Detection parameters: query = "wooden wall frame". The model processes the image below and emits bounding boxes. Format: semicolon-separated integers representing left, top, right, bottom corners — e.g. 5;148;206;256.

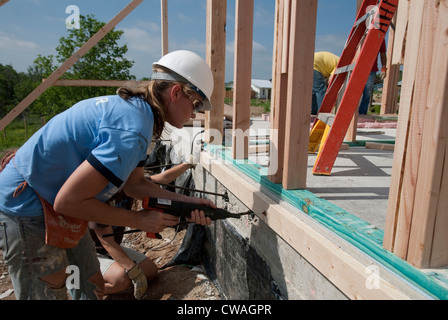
3;0;447;274
384;0;448;269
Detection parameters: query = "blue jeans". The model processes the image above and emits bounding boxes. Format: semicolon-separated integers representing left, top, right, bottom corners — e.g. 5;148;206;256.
0;211;101;300
312;70;328;115
359;72;377;115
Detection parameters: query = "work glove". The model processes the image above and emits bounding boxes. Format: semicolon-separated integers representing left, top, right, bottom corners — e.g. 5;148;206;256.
125;262;148;300
380;67;387;80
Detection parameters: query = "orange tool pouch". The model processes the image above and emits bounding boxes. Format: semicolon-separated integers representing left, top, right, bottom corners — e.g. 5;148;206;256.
37;195;88;248
2;150;88;248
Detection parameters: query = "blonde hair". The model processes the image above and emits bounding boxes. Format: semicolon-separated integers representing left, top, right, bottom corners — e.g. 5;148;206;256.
116;67;196;139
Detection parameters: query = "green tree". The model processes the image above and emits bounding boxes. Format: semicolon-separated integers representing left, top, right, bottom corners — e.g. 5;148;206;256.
0;64;20;118
32;14;135;117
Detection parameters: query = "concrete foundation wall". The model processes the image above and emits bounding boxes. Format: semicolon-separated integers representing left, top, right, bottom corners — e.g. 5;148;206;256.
194;165;347;300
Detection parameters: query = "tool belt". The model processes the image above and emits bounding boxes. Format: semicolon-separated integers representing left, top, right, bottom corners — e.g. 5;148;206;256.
1;150;88;248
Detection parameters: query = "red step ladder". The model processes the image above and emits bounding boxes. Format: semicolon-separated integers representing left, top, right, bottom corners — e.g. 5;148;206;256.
311;0;398;175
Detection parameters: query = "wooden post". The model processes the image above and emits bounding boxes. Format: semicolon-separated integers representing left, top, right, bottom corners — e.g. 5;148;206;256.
268;0;288;183
380;12;400;115
282;0;317;189
161;0;168;56
384;0;448;268
232;0;253;160
205;0;226;145
0;0;144;132
407;0;448;268
383;0;426;256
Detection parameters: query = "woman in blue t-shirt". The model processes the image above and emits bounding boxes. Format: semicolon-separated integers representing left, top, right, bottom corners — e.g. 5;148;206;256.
0;50;214;300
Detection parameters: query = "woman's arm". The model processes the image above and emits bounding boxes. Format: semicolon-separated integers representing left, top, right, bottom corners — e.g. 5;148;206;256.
150;163;193;185
54;160;212;231
124;166;214;226
54;160;180;233
123;166;216;209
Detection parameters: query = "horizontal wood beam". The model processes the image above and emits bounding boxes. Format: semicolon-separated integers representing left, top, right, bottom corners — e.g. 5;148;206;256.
43;79;149;87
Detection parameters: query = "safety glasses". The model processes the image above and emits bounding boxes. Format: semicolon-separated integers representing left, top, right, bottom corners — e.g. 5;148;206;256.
186;93;204;114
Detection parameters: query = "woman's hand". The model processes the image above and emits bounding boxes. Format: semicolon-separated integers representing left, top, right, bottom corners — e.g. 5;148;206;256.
182;197;215;226
139;210;180;234
188;209;212;226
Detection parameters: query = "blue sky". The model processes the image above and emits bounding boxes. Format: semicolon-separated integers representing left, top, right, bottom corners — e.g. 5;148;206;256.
0;0;357;82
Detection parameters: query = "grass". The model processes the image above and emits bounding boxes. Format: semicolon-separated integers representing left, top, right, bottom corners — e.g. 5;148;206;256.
224;98;271;113
0;115;44;158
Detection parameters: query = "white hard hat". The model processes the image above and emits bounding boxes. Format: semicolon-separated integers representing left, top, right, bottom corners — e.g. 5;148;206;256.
151;50;214;111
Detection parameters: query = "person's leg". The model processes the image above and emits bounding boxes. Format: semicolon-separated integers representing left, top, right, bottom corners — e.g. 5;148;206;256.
359;72;376;115
0;211;69;300
102;261;132;294
138;257;158;282
312;70;328;114
66;231;104;300
101;247;158;295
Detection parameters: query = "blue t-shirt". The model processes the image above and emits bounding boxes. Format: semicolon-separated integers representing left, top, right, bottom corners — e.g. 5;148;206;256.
0;95;154;216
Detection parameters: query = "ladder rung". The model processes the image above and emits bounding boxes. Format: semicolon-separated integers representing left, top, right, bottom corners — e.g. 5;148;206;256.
334;63;356;75
317;113;335;126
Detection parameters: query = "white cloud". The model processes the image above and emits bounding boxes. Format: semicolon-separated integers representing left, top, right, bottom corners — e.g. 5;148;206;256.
0;31;44;71
224;40;272;82
169;38;206;56
121;27;161;55
0;31;41;52
315;34;348;56
177;13;194;24
254;6;274;27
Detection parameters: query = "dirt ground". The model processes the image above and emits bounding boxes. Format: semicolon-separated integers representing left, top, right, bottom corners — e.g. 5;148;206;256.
0;227;222;300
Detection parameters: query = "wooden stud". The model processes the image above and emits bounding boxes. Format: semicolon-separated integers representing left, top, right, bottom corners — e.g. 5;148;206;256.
282;0;317;189
205;0;227;145
383;0;426;254
161;0;168;56
231;0;253;160
384;0;448;269
268;0;287;183
380;12;400;115
390;0;432;260
391;0;409;65
407;0;448;268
